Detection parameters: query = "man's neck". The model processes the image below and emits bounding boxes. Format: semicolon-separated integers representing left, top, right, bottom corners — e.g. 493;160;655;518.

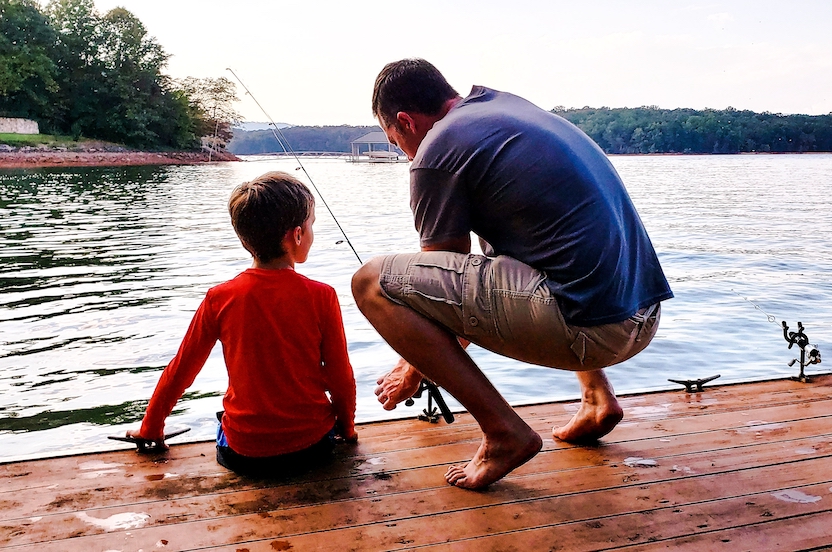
441;96;463;117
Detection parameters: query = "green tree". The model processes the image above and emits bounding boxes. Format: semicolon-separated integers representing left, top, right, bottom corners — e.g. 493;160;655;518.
0;0;59;122
95;7;172;147
45;0;107;137
44;0;197;149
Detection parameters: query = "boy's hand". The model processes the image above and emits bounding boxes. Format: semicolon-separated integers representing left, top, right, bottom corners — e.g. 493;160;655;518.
125;428;169;451
333;422;358;444
341;429;358;444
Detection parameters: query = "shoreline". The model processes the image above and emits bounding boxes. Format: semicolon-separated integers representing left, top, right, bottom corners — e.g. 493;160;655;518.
0;149;239;169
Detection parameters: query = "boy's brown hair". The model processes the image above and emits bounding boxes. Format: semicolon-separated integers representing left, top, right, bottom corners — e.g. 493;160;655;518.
228;171;314;262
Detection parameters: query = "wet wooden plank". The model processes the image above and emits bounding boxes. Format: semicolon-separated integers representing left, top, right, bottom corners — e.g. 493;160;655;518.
1;374;830;551
624;510;832;551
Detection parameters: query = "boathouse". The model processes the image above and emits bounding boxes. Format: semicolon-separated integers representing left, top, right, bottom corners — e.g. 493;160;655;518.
349;131;404;162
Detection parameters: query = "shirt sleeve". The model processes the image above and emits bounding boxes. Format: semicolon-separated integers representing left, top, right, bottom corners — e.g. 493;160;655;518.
410;167;472;247
319;287;356;435
140;294;219;438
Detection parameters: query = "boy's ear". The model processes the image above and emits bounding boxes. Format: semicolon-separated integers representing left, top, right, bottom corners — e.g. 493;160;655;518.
280;227;295;248
284;226;301;248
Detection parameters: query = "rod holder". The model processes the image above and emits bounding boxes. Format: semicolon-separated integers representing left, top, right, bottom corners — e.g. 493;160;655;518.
783;321;821;383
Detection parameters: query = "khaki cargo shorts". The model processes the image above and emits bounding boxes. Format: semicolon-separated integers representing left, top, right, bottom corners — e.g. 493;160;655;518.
378;252;660;371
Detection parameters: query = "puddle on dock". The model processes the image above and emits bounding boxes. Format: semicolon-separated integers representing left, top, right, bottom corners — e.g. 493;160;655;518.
76;511;150;531
771;489;822;504
624;456;659;467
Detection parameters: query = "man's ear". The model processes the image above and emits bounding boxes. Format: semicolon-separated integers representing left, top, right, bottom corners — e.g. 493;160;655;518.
395;111;415;132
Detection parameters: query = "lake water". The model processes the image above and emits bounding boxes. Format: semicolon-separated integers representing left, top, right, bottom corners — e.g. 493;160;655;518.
2;154;831;462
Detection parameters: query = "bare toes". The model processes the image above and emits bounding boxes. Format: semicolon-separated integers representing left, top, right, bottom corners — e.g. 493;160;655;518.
445;464;466;485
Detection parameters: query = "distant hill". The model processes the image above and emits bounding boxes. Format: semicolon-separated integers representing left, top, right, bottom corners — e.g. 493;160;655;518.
228;125;381;154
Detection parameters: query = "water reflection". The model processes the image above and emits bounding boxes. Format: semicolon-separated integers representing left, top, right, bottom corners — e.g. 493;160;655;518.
0;390;221;432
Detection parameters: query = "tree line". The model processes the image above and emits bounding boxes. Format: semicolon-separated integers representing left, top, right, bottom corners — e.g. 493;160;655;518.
0;0;238;150
555;106;832;154
229;107;832;156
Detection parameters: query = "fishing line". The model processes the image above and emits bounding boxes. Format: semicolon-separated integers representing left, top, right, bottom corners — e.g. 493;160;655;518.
730;288;778;323
226;68;363;265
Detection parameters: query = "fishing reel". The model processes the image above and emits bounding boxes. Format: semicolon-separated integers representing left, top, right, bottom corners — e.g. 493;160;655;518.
782;321;821;383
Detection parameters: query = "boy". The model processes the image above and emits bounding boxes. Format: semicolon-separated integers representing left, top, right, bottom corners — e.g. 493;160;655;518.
128;171;357;477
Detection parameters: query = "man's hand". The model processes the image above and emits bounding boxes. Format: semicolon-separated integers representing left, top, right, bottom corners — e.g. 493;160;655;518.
375;358;423;410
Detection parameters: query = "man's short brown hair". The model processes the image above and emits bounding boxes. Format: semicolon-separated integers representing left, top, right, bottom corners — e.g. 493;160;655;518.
372;58;459;127
228;171;314;262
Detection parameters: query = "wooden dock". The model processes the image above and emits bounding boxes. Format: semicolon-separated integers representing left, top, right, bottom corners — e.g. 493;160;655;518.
2;374;831;551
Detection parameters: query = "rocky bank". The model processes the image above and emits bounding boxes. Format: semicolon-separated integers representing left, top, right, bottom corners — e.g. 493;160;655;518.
0;142;239;169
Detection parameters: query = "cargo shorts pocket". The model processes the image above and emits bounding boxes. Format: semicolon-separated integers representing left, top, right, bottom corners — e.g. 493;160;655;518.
569;328;624;369
383;252;493;338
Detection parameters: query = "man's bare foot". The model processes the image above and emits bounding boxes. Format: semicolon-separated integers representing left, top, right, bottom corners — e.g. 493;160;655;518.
374;358;423;410
552;401;623;443
444;428;542;490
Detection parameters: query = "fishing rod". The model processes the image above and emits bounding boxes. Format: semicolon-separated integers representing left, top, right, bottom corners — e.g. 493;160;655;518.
226;67;363;265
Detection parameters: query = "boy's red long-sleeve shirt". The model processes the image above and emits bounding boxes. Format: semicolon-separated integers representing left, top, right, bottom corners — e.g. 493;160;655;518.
141;268;356;457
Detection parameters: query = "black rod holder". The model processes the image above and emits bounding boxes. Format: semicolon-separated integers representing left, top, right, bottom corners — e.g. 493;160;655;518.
782;321;821;383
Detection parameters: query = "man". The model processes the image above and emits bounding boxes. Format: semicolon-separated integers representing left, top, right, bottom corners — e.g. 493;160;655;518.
352;59;673;490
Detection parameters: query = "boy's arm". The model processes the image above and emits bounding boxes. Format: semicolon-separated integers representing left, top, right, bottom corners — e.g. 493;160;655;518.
136;296;219;441
320;288;357;441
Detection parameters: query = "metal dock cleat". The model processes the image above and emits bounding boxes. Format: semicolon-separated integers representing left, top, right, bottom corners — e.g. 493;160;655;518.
668;374;721;392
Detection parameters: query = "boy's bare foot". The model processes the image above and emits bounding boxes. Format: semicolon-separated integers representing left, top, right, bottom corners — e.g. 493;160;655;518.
552;400;623;443
445;428;542;490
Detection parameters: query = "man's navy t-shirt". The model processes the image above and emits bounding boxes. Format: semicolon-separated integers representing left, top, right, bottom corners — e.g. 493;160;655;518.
410;86;673;326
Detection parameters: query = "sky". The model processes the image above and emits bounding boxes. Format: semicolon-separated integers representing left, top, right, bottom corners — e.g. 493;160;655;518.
88;0;832;126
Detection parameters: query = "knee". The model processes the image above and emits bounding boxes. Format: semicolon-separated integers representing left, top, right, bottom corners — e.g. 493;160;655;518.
351;257;384;307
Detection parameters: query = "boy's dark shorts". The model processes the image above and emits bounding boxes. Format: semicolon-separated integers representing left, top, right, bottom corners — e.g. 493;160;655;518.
378;252;660;370
216;418;335;479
